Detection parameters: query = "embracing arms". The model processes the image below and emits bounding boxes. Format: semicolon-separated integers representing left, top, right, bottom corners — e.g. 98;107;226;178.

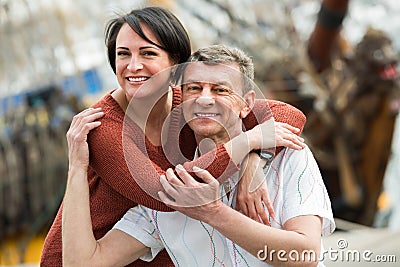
62;108;149;266
62;105;306;266
88;96;305;211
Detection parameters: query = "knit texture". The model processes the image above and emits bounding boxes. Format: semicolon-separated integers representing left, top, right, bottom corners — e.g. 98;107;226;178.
41;88;305;266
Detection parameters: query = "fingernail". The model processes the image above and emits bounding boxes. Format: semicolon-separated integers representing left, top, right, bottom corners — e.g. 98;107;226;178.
160;174;166;180
192;166;203;172
176;164;185;171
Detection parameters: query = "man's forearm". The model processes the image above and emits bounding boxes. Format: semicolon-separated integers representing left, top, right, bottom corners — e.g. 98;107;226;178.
204;205;321;266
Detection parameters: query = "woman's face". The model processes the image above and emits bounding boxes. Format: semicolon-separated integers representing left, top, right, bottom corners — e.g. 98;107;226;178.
115;23;174;99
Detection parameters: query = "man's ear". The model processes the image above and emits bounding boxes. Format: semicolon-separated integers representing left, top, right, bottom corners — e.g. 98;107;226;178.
240;90;255;119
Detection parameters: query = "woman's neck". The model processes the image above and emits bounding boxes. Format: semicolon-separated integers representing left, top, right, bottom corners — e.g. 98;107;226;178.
125;89;172;146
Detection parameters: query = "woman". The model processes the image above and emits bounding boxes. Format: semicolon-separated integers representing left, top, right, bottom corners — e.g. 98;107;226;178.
41;6;305;267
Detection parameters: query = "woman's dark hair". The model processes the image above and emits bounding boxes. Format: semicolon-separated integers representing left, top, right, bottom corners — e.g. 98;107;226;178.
105;6;191;74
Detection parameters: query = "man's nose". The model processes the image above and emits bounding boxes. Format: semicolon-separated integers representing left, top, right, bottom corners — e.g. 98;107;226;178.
195;87;215;106
195;94;215;106
127;55;143;71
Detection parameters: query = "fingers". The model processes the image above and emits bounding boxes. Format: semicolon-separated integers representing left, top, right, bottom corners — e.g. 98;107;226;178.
76;108;104;132
192;166;217;185
255;200;269;225
71;107;103;126
246;202;260;223
160;174;178;199
158;191;176;207
280;135;305;150
175;165;196;186
166;167;185;186
264;198;275;220
275;126;305;150
66;108;104;146
68;108;104;138
260;183;274;224
278;122;300;134
238;198;249;216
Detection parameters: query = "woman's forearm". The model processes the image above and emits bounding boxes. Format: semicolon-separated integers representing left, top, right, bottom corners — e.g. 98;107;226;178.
62;166;98;266
223;131;255;165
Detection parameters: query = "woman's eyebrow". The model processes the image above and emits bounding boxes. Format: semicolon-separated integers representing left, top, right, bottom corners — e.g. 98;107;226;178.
139;46;161;50
116;46;129;50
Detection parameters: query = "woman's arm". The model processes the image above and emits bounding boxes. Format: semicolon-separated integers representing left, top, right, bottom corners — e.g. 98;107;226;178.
245;99;306;139
62;108;149;267
87;109;239;210
88;95;306;210
183;99;306;170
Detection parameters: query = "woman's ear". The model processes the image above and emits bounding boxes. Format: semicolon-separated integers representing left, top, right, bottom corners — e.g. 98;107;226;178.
240;90;255;118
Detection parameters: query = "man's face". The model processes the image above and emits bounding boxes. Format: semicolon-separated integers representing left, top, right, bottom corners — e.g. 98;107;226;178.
181;62;253;144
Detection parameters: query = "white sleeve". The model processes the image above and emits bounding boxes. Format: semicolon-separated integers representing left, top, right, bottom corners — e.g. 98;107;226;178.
280;146;336;236
113;205;164;262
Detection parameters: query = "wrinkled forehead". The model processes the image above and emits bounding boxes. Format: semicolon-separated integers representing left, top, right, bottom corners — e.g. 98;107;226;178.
182;62;244;92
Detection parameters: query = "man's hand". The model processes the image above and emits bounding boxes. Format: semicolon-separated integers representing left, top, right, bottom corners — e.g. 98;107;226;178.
158;165;224;222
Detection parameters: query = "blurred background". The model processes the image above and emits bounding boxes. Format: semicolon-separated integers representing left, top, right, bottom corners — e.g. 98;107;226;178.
0;0;399;266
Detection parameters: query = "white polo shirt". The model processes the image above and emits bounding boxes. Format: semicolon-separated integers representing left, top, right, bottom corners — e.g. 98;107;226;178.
114;145;335;266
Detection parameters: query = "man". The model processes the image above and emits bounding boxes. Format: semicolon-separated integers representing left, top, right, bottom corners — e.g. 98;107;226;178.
63;45;333;266
116;45;334;266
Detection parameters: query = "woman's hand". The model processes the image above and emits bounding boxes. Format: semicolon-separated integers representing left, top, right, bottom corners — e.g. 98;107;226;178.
274;121;305;149
236;153;274;225
66;107;104;169
247;119;305;151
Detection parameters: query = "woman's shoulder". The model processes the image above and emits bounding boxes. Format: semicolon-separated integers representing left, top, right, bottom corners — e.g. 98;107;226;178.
91;90;117;108
87;90;124;142
88;90;125;120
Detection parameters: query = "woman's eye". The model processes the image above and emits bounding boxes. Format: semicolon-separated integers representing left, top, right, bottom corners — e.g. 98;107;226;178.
117;51;129;56
142;51;157;56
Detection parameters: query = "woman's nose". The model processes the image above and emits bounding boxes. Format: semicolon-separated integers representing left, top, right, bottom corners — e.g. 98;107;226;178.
127;56;143;71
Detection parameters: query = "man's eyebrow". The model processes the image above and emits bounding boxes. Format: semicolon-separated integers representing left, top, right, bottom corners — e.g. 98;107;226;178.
183;79;232;87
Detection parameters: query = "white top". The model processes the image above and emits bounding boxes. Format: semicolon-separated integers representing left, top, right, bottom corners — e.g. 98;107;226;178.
114;146;335;266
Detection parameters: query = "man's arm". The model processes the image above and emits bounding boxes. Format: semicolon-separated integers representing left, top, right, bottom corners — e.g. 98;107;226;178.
62;108;149;267
159;165;322;267
204;203;322;267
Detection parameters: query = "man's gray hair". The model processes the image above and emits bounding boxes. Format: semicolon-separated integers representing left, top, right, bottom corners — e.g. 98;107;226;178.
187;44;255;93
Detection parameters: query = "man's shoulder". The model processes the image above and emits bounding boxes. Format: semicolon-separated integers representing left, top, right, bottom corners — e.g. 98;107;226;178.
274;145;315;167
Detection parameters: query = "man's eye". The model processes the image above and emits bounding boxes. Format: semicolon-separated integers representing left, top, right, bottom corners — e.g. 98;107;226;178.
214;87;230;94
187;86;202;91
